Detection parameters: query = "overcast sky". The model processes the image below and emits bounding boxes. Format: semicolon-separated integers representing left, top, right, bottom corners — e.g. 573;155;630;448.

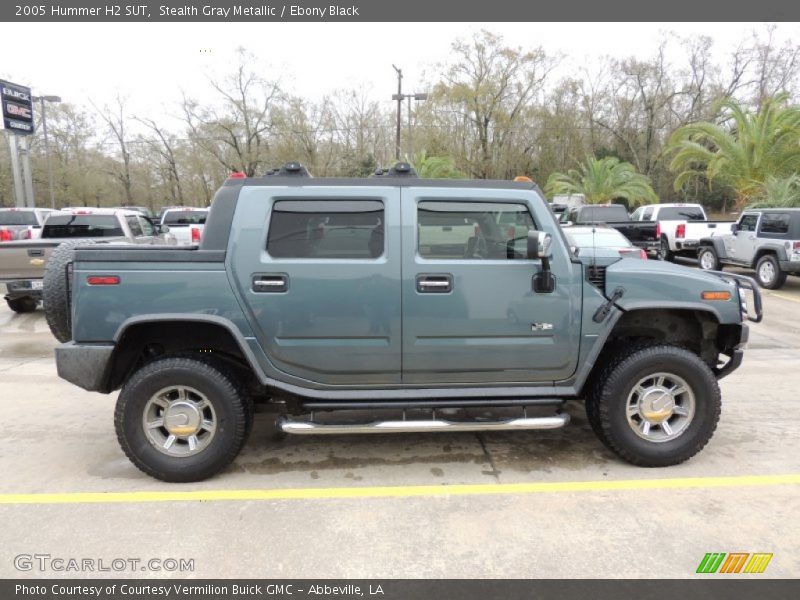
2;22;797;124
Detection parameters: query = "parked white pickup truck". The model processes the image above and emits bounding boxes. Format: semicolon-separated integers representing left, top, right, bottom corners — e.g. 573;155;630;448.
160;207;208;245
629;203;735;261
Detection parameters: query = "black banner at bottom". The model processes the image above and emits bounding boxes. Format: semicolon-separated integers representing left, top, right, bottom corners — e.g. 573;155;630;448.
3;579;800;600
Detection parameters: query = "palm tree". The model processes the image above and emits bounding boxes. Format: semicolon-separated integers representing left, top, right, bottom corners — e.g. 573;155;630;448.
668;94;800;209
545;156;658;206
747;174;800;208
412;151;467;179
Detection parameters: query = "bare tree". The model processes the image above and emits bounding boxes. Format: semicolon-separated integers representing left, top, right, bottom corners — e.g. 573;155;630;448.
135;116;185;206
182;49;284;176
94;95;134;205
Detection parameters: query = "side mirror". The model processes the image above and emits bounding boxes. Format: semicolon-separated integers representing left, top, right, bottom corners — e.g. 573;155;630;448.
160;225;170;234
527;230;553;260
527;230;555;294
730;223;739;233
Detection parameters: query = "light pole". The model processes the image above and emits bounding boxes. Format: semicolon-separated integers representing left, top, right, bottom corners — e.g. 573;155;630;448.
391;65;403;160
32;95;61;209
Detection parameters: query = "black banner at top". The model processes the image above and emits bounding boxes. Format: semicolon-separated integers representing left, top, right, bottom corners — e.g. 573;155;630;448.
2;0;800;22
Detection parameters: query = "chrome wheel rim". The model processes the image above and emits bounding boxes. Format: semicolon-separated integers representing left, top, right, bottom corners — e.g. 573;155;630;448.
626;373;695;443
758;261;775;285
142;386;216;457
699;251;715;270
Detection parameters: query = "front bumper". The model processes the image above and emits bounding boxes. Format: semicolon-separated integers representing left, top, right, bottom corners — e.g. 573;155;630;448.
715;323;749;380
55;342;114;392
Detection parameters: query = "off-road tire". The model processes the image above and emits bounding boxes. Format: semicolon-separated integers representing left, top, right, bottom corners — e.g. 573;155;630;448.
6;296;38;313
585;344;720;467
42;239;96;342
755;254;787;290
114;356;250;482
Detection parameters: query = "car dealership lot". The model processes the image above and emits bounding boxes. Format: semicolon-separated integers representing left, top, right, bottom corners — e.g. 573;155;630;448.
0;272;799;578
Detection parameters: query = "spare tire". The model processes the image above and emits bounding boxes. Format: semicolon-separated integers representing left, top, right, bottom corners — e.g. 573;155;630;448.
43;239;96;343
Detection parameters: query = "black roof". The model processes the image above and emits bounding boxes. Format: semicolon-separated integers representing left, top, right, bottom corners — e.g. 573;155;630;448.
225;176;537;191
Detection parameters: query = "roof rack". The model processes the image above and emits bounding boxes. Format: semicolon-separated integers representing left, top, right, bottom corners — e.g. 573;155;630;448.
371;162;418;178
263;162;313;177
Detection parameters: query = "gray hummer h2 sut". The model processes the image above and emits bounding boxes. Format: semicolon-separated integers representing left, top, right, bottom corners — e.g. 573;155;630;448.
52;164;762;482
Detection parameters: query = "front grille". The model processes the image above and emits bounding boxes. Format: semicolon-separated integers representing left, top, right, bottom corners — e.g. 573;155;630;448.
586;265;606;293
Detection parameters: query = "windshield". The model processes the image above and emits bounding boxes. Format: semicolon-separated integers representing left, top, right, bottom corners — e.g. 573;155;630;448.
566;229;631;248
0;211;37;226
657;207;705;221
42;215;124;238
162;210;207;226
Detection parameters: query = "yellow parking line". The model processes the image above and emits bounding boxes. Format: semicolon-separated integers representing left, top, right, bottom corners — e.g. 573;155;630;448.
0;473;798;505
765;291;800;304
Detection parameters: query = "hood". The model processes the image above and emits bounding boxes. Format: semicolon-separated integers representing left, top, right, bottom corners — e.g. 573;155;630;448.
603;258;740;323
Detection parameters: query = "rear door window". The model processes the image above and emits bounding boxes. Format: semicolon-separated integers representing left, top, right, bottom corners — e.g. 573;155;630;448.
267;200;384;259
759;213;790;235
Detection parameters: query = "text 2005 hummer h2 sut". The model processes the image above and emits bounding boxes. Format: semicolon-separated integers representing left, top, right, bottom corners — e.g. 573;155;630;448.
51;164;762;482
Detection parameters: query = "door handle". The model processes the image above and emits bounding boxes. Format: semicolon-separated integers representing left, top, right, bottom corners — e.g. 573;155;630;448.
252;274;289;293
416;274;453;293
27;249;44;257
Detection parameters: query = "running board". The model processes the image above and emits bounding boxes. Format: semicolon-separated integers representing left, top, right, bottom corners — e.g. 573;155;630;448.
277;413;570;435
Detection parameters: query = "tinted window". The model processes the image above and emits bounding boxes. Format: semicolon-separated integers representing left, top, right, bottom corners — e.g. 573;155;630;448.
267;200;384;259
42;215;124;238
642;207;654;221
577;205;629;222
0;211;37;226
125;216;143;236
739;214;759;232
163;210;207;226
418;201;535;260
759;213;790;235
658;207;705;221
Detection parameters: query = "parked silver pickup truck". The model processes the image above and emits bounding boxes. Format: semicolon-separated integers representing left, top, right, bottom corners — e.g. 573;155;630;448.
0;207;54;242
0;208;174;312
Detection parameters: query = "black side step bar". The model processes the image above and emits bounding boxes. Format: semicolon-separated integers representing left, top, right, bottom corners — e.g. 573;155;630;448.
300;398;565;411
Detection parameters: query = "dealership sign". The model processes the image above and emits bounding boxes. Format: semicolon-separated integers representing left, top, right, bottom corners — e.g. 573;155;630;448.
1;80;34;135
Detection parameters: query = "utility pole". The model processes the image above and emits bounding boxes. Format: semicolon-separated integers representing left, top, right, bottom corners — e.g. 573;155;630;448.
392;65;402;161
7;134;25;207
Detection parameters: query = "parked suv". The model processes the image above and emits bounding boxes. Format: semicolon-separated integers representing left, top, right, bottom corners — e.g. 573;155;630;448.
696;208;800;289
49;164;760;482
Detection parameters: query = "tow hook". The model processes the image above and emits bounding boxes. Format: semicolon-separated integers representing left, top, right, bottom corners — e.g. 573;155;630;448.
593;287;625;323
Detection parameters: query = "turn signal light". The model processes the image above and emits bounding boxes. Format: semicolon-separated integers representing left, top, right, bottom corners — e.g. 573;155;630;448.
676;224;686;239
228;171;247;179
702;291;731;301
191;227;201;243
87;276;120;286
0;229;12;242
514;176;533;183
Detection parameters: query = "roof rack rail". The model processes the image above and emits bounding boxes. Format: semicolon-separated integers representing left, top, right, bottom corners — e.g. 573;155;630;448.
263;162;312;177
371;162;418;178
